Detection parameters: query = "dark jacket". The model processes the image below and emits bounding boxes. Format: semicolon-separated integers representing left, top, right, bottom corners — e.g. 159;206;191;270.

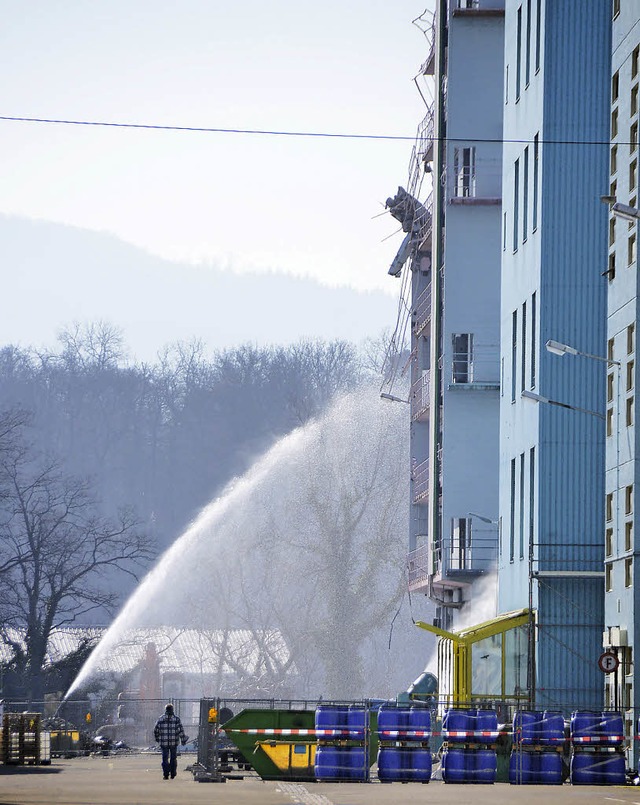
153;712;186;748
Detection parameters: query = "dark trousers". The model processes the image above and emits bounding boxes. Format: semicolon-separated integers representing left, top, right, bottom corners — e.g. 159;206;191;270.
161;745;178;777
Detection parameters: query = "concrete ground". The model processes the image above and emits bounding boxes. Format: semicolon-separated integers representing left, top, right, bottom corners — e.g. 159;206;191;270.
1;753;640;805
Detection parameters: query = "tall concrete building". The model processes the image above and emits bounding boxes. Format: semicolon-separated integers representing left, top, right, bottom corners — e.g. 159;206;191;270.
498;0;611;710
604;0;640;760
387;0;505;631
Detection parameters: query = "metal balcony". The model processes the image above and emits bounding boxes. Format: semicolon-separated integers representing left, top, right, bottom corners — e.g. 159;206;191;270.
433;532;498;585
413;282;432;336
412;459;429;504
450;343;500;389
410;371;430;421
407;543;430;593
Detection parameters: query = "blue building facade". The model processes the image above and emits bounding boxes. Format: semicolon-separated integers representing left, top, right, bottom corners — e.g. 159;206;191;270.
604;0;640;763
498;0;611;709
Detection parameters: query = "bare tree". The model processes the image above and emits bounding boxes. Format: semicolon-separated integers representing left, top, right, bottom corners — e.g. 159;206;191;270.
0;431;152;702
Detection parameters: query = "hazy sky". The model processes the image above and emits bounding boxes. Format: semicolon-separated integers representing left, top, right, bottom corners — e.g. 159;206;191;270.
1;1;434;294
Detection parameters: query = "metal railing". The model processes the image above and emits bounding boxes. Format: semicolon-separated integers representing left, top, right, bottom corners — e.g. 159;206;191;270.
438;534;498;577
412;459;430;503
407;543;430;590
411;370;431;420
451;343;500;385
413;282;432;335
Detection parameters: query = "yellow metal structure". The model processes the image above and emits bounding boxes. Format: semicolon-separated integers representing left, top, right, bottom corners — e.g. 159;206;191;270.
416;608;531;704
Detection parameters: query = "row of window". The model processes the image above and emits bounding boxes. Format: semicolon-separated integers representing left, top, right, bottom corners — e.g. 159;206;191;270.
508;0;542;104
509;292;537;402
507;446;535;563
605;326;635;433
608;49;639;279
605;484;634;522
605;556;633;590
506;136;540;253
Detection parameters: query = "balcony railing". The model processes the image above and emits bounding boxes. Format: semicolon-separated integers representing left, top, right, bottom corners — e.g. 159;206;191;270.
411;371;430;421
444;156;502;203
451;343;500;386
435;530;498;581
412;459;429;503
413;281;432;335
454;0;505;12
407;543;430;591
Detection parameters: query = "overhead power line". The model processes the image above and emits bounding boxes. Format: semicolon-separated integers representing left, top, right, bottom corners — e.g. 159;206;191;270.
0;115;625;147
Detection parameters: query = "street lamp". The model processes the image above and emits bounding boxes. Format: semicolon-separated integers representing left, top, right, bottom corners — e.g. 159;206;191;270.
600;196;640;223
545;337;625;715
521;389;605;420
468;512;498;525
380;392;410;404
544;339;621;532
545;339;618;366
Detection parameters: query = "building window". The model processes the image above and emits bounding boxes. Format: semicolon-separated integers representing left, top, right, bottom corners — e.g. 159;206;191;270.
630;159;637;193
607;407;614;437
612;70;620;103
453;147;476;197
634;46;640;81
629;232;637;266
627;396;634;426
628;323;635;354
609;337;616;362
613;0;620;18
626;521;634;552
608;252;616;281
525;0;531;87
625;557;633;587
606;527;613;556
606;492;614;521
521;301;527;391
608;373;615;403
451;518;470;570
612;108;619;139
511;310;518;402
523;146;529;243
606;562;613;591
632;85;639;117
610;216;617;247
513;158;520;251
628;361;635;391
530;291;536;388
611;144;618;175
519;452;525;559
503;211;507;251
510;458;516;562
626;484;634;514
516;6;522;100
535;0;541;73
533;134;539;231
452;333;473;383
632;122;639;155
529;446;535;556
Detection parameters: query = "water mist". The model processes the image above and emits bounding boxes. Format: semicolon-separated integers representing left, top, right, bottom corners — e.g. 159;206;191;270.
65;388;434;702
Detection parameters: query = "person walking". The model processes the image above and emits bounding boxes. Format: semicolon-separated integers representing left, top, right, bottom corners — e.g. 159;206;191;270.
153;703;187;779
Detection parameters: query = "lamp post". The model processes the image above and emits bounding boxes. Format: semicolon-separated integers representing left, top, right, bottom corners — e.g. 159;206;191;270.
380;392;410;404
600;196;640;223
545;338;623;714
521;389;605;419
544;339;621;551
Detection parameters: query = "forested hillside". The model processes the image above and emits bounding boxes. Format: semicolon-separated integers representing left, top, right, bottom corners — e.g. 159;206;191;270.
0;323;373;570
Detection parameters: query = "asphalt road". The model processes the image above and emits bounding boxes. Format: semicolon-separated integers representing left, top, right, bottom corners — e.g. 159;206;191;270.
1;753;640;805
